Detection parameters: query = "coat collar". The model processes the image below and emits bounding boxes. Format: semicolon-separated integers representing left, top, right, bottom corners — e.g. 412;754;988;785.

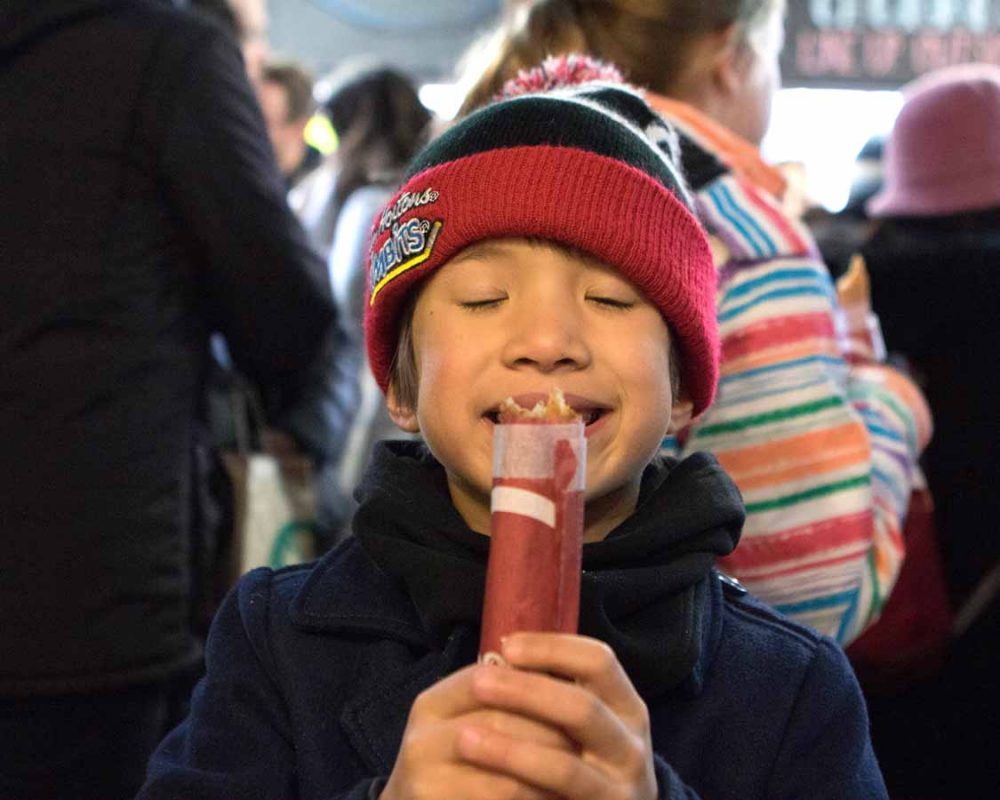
289;539;475;774
289;537;428;646
337;623;478;775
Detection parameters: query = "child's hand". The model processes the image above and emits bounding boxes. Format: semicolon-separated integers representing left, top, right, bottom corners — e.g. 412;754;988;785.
834;254;886;363
456;633;658;800
835;253;871;311
381;662;574;800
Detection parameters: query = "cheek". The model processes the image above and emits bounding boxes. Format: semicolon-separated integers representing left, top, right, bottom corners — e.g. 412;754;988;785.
411;315;473;413
622;334;676;410
413;329;464;398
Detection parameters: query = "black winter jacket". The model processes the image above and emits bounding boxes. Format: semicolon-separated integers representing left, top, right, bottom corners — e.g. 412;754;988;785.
0;0;334;694
863;221;1000;604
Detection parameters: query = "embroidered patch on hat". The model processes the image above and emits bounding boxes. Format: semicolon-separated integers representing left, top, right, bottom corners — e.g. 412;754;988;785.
369;188;443;305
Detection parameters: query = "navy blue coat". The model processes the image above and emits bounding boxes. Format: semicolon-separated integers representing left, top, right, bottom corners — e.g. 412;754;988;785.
140;446;887;799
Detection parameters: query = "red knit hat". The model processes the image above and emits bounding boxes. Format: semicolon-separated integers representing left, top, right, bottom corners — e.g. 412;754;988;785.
364;59;719;414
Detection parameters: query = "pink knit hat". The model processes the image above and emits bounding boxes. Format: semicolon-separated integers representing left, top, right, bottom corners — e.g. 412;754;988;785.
868;63;1000;218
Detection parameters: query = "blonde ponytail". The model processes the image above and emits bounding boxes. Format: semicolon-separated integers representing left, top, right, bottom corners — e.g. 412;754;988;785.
457;0;587;115
457;0;783;114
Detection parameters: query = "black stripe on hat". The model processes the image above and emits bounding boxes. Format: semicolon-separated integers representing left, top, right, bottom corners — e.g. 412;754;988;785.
406;87;691;207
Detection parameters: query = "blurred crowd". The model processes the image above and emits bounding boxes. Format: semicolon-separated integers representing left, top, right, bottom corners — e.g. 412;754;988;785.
2;0;998;798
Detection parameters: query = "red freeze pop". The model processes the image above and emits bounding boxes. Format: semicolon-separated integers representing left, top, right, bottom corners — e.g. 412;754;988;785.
479;390;586;665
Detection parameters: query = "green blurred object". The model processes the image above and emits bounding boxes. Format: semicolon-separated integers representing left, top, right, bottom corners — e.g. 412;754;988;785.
305;113;337;155
269;520;318;568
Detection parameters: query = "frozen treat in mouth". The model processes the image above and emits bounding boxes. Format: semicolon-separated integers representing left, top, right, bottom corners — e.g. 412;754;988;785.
484;388;610;429
498;388;582;424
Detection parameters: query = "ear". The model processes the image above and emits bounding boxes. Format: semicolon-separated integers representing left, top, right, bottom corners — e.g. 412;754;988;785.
385;384;421;433
709;22;748;98
667;390;695;434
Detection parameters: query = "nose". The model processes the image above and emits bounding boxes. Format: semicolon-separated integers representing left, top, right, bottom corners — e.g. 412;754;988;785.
502;302;591;374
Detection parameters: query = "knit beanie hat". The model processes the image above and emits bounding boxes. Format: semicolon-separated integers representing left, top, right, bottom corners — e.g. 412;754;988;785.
868;63;1000;218
364;56;719;415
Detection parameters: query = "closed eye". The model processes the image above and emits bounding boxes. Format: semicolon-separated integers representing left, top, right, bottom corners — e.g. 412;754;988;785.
460;297;506;311
587;295;635;310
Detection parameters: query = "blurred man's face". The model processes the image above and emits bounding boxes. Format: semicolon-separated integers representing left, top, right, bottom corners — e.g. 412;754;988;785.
229;0;269;84
257;80;307;176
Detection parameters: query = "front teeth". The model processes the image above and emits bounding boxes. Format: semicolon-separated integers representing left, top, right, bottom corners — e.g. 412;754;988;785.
485;408;603;424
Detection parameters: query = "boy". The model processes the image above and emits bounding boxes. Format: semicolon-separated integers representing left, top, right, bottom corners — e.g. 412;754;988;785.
139;75;887;799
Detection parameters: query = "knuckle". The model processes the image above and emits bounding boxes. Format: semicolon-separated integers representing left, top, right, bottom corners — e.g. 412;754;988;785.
487;774;530;800
410;687;433;716
621;738;647;777
410;772;438;799
634;700;651;733
588;640;617;674
554;755;581;787
564;693;597;728
505;782;530;800
583;693;604;727
397;733;425;768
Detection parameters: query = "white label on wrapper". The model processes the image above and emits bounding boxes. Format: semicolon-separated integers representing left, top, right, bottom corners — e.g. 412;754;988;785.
492;422;586;486
491;486;557;527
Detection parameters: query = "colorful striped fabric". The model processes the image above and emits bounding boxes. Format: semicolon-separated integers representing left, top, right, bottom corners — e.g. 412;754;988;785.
653;97;928;644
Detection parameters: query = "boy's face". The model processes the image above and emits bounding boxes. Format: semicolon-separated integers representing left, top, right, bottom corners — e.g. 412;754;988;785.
388;239;693;542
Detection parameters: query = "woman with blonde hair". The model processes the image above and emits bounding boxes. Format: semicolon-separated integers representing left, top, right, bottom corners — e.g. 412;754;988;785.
460;0;930;645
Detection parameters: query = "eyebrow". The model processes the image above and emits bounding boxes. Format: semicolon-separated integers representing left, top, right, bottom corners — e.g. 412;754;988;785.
447;241;517;267
447;238;615;274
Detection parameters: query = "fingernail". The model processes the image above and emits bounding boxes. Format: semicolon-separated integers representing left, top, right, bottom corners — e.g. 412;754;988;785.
500;635;522;660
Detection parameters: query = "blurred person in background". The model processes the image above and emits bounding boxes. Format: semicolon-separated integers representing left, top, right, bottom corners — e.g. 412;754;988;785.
188;0;238;32
807;135;884;281
0;1;334;798
225;0;268;84
460;0;930;646
290;64;433;256
858;63;1000;798
188;0;268;85
192;0;350;556
291;65;433;541
258;60;323;189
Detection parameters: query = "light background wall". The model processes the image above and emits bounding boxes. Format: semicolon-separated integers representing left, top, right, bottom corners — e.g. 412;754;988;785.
266;0;908;210
267;0;502;82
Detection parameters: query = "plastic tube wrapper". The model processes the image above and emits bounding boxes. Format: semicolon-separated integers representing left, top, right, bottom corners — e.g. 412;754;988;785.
479;419;586;665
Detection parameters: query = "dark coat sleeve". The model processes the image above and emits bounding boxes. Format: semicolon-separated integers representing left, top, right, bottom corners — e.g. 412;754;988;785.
766;639;888;799
137;569;379;799
146;22;336;432
653;754;704;799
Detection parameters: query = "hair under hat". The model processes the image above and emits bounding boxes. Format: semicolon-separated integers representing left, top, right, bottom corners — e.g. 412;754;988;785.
364;56;719;415
868;63;1000;218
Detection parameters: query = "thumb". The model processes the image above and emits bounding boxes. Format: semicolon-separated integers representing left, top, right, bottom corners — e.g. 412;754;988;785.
836;253;870;311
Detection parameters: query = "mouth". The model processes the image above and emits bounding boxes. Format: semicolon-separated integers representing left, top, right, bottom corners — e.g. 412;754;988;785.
482;393;611;428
